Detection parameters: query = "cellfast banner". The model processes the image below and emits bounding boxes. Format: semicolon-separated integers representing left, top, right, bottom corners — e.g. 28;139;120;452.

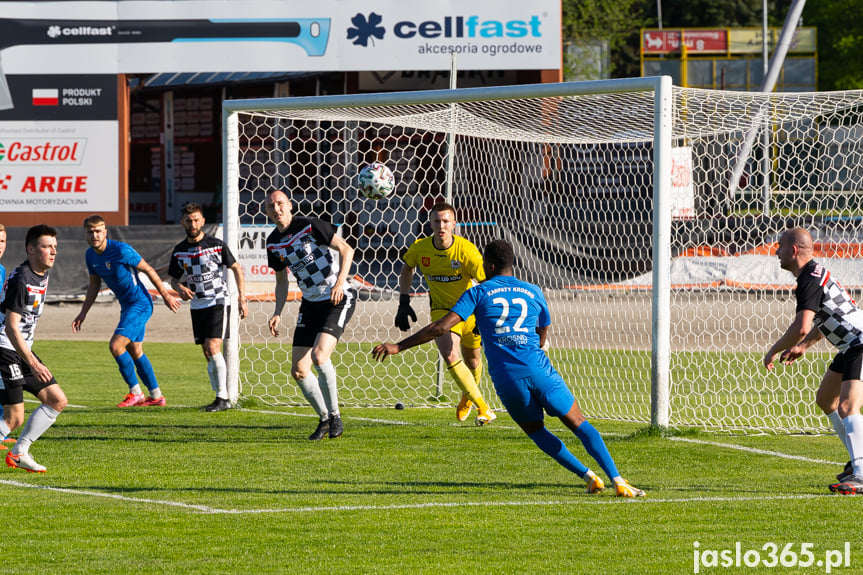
0;0;560;213
0;0;560;81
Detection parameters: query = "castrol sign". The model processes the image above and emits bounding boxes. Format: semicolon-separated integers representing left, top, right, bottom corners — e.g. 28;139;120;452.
0;139;85;164
0;121;117;211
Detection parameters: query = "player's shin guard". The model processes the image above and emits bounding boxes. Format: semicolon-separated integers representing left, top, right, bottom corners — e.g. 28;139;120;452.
206;353;228;399
114;352;138;388
447;360;490;412
296;373;328;418
574;420;620;480
842;413;863;477
12;405;60;455
133;354;159;393
314;360;339;415
528;427;589;477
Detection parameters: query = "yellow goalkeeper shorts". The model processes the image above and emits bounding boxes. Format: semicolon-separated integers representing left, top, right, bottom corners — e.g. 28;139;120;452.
430;308;481;350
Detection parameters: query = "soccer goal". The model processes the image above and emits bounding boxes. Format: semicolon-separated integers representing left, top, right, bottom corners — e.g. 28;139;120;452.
223;77;863;434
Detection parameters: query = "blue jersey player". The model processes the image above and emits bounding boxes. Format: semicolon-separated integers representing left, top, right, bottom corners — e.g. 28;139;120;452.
72;215;181;407
373;239;645;497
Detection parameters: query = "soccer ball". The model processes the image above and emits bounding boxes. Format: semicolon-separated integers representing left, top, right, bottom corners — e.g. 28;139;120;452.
357;162;395;200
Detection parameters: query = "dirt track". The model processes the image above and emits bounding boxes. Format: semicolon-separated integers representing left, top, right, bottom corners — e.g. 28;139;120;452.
37;291;794;352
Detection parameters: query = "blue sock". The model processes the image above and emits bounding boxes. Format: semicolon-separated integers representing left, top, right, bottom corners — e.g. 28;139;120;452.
133;354;159;393
114;352;138;388
528;427;588;477
574;420;620;479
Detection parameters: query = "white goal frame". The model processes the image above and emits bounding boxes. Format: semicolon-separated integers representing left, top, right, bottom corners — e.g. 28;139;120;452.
222;76;675;428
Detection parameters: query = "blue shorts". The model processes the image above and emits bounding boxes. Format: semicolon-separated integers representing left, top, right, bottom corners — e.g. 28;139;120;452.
495;366;576;424
115;300;153;343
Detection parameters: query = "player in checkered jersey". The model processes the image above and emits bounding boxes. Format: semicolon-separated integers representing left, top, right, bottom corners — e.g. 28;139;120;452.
265;190;356;440
169;203;248;413
764;227;863;495
0;225;69;473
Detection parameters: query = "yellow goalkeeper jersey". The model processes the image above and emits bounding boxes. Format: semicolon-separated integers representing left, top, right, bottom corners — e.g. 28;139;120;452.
403;235;485;311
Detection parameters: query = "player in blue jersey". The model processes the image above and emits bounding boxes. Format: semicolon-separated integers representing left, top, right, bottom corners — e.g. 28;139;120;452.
72;215;182;407
373;239;645;497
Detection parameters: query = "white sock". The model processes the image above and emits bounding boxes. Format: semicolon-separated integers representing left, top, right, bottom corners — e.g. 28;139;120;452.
207;353;228;399
224;337;239;404
12;405;60;455
315;361;339;416
296;373;328;419
0;417;10;438
129;384;143;396
842;413;863;478
828;410;850;454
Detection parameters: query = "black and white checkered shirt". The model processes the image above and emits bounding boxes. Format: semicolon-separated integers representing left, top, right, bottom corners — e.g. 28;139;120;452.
0;261;49;351
797;260;863;352
266;217;350;303
169;235;237;310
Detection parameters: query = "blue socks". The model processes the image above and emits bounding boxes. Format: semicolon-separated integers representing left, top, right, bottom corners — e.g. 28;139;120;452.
115;352;160;394
574;420;620;480
528;421;622;481
114;352;137;388
133;355;159;393
528;427;589;477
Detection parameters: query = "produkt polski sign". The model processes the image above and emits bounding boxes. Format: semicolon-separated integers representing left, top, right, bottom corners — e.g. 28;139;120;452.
0;74;117;212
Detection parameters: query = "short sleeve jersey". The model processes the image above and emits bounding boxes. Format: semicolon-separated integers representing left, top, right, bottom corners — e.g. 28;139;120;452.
0;261;49;351
451;275;552;384
266;217;349;303
403;236;485;311
168;235;237;310
85;239;151;309
796;260;863;353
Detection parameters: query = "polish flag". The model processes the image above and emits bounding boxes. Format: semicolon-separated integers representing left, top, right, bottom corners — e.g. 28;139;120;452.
32;89;59;106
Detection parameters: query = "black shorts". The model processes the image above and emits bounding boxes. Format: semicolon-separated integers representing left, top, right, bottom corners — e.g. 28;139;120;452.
293;295;356;348
191;305;231;345
0;347;57;406
829;345;863;381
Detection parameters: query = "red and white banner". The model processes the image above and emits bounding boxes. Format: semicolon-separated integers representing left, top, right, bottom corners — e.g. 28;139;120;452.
0;121;118;212
642;30;727;55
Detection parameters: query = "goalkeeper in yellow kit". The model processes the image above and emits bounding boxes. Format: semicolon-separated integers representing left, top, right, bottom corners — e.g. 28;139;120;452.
396;202;496;425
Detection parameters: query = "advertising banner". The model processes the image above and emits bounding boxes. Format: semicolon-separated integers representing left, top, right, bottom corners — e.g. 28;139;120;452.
0;0;560;83
0;74;117;212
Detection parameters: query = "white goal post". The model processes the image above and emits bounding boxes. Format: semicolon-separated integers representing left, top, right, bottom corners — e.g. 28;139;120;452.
222;77;863;434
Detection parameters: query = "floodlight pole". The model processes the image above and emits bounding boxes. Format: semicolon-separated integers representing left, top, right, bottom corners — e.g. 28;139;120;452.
727;0;808;208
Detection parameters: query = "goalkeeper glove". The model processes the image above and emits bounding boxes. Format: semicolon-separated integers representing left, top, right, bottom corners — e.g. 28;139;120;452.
395;294;417;331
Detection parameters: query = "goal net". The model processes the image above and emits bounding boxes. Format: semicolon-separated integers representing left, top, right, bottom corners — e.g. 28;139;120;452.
223;78;863;433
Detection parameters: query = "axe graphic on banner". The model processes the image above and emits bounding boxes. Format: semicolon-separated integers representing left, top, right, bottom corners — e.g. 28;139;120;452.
0;17;331;110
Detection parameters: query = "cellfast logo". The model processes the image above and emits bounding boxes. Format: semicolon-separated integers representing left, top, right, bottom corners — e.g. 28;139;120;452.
394;15;542;39
46;24;114;39
347;12;544;47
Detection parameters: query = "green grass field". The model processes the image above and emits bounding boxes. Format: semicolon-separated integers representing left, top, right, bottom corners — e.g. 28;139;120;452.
4;342;859;574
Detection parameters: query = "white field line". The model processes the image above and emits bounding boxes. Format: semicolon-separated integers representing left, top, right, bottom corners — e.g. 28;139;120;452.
666;436;844;466
0;479;834;515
